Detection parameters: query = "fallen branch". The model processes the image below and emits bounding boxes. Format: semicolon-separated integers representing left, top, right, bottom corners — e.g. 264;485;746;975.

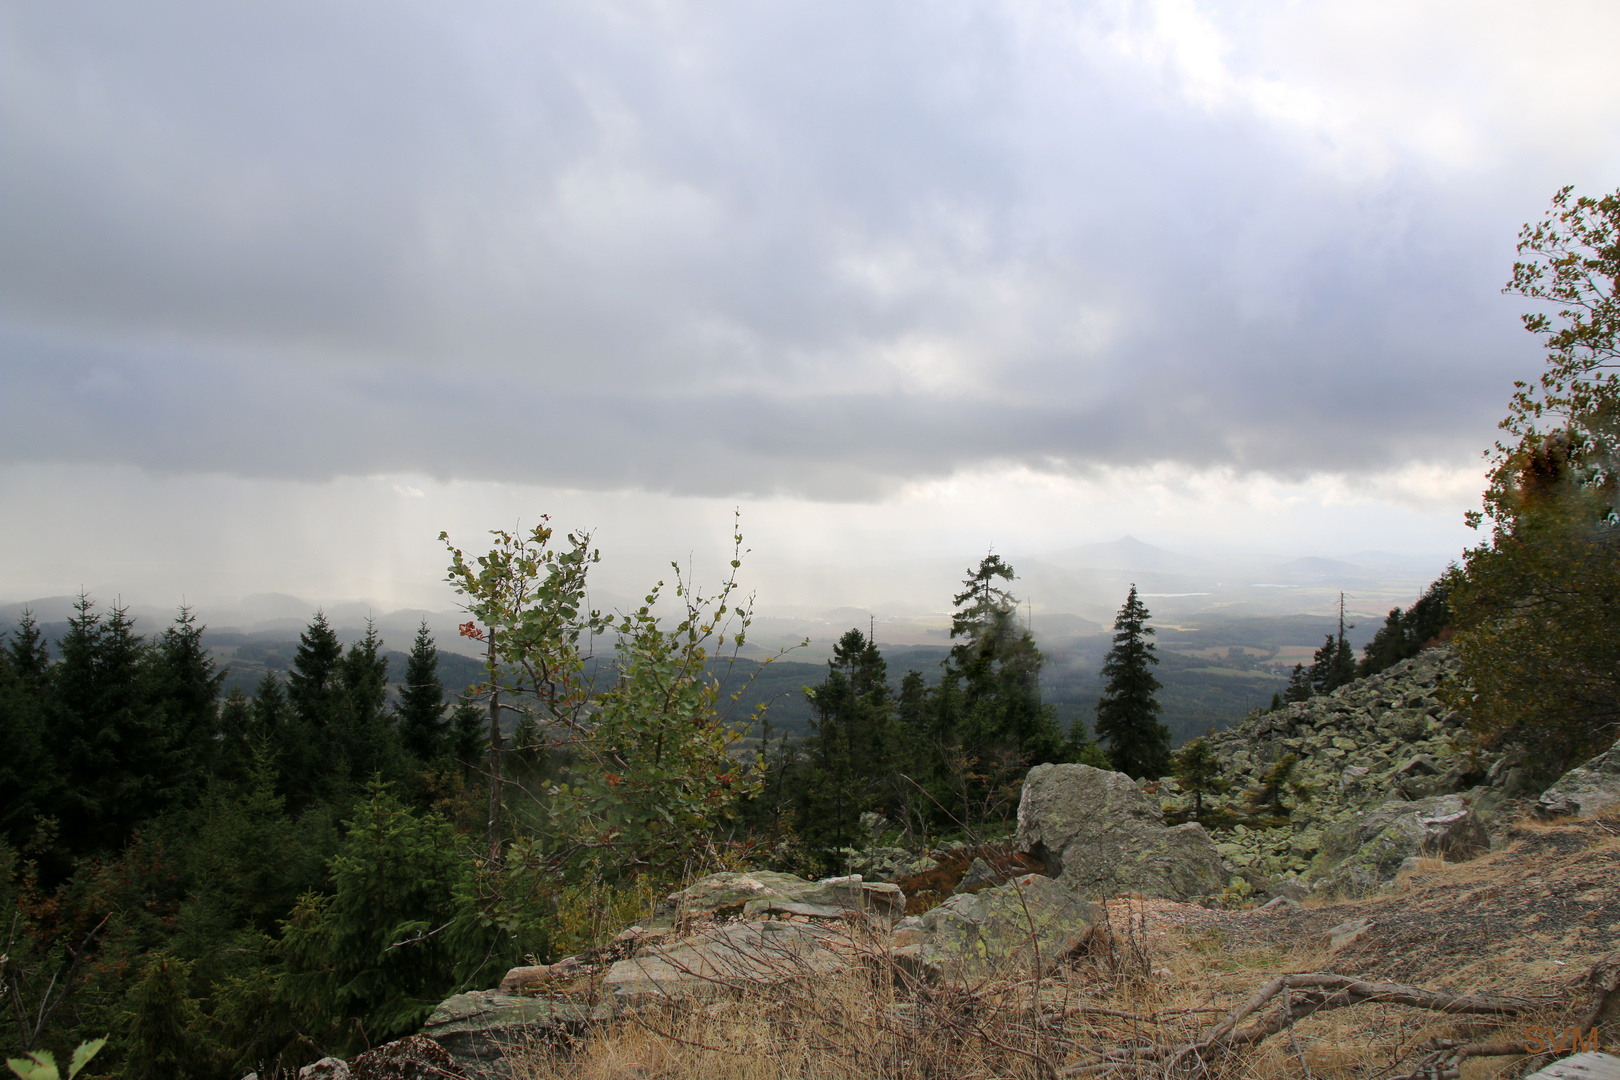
1061;972;1537;1077
1388;1039;1530;1080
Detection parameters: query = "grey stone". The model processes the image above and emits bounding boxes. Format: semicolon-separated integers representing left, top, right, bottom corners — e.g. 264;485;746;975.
1539;740;1620;819
419;990;593;1077
299;1060;351;1080
1267;874;1311;902
953;856;997;894
1313;795;1488;896
1326;918;1372;950
843;846;924;881
916;873;1100;970
605;919;843;1004
1015;763;1227;901
654;870;903;926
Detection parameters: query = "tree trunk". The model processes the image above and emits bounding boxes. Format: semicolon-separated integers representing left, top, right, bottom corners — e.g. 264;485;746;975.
486;631;503;868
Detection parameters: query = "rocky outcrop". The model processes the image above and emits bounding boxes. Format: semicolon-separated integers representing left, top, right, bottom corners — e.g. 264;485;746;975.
410;869;905;1070
1015;763;1227;901
1310;794;1490;896
1538;739;1620;819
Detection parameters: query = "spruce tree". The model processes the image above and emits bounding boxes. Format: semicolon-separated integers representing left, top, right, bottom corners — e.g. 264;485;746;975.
1173;737;1224;819
1359;579;1450;677
935;555;1064;825
1283;663;1313;703
398;621;447;762
149;606;225;780
338;619;392;779
284;612;346;803
217;686;256;782
1308;594;1357;695
6;608;50;685
0;612;52;845
948;556;1062;767
449;699;484;776
250;672;293;794
119;951;209;1080
52;597;182;855
286;612;344;728
798;628;893;853
1094;585;1171;779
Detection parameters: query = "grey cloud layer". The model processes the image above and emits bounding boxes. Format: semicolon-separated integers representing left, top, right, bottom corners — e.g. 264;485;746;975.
0;1;1556;496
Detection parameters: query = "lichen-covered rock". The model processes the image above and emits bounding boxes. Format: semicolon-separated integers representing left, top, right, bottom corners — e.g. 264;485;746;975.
418;990;593;1076
650;871;903;926
1312;795;1488;896
1015;763;1226;901
1538;740;1620;819
605;919;843;1003
916;873;1100;970
299;1060;350;1080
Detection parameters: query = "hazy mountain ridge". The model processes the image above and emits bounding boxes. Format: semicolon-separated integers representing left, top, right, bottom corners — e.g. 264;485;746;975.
0;537;1438;745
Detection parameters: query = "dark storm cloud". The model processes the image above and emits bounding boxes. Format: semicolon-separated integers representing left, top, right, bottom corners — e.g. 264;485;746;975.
0;1;1564;497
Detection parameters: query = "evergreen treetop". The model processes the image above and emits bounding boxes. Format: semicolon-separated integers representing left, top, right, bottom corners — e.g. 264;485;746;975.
1094;585;1171;779
398;621;448;762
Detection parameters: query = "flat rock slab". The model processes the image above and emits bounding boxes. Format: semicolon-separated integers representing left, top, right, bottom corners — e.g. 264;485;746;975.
419;990;595;1076
654;871;903;926
606;919;844;1003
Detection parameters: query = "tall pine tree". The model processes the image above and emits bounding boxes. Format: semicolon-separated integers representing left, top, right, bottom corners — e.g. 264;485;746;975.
284;612;348;805
1094;585;1171;779
797;628;894;852
0;611;53;845
946;555;1062;814
398;621;447;762
338;619;392;779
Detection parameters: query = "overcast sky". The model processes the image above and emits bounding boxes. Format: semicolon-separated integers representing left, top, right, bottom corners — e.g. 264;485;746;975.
3;0;1617;617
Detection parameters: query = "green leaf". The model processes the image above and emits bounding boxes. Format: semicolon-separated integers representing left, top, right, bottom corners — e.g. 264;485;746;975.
68;1039;107;1079
7;1051;59;1080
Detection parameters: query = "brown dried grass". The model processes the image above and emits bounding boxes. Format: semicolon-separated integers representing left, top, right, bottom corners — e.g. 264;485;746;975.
502;905;1559;1080
505;818;1618;1080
